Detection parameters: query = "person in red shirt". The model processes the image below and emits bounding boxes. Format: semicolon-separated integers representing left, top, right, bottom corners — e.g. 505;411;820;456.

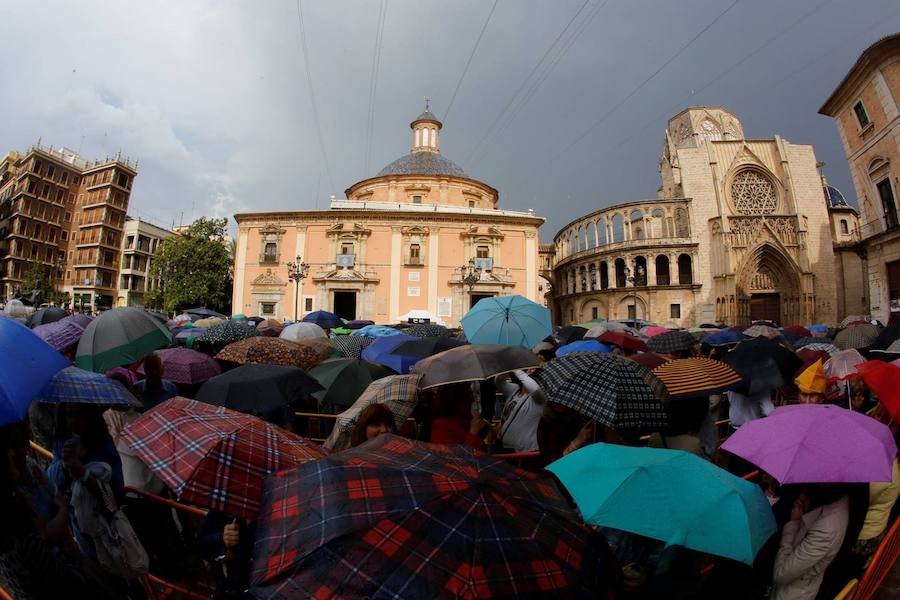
427;383;488;449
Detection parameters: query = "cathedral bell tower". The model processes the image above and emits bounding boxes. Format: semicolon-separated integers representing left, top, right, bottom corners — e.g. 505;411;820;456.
410;100;441;154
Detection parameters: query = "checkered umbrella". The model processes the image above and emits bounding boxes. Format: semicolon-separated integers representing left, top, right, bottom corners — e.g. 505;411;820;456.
840;315;869;328
646;330;697;354
216;337;308;367
800;342;840;357
323;374;421;451
793;336;823;348
251;434;614;599
743;324;780;339
120;397;326;520
834;323;880;350
32;319;86;351
139;347;221;384
534;353;668;431
405;323;451;338
197;320;260;344
652;358;743;399
37;366;141;407
331;334;373;359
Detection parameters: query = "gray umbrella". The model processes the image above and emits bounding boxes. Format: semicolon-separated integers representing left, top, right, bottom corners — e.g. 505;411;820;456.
74;308;173;373
412;344;541;389
29;306;68;327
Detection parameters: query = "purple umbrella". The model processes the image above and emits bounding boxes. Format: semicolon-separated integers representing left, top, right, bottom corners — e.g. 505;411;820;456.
721;404;896;484
32;319;86;351
138;347;221;384
63;314;93;328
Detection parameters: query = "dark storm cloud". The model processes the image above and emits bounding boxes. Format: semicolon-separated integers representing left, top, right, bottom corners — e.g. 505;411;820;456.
1;0;897;238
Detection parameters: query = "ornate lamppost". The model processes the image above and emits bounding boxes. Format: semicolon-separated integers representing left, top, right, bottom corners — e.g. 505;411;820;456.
287;256;310;320
622;260;645;322
458;259;482;308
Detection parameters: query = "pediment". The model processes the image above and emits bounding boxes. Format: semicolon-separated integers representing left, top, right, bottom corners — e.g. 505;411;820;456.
251;269;286;286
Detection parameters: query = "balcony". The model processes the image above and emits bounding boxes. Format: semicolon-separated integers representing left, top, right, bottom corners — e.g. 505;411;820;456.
259;252;279;265
473;257;493;271
405;256;423;266
856;210;900;241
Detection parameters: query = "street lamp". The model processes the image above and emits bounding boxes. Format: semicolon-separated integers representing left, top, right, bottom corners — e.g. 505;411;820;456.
623;260;645;322
458;259;482;292
287;256;310;320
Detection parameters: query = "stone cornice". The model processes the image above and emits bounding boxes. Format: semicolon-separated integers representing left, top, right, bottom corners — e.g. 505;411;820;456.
234;209;543;229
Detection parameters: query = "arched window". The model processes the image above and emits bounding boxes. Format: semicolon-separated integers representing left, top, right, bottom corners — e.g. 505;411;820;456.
678;254;693;284
579;266;587;292
598;219;607;245
631;210;644;240
586;222;597;248
600;261;609;289
612;214;624;243
652;208;666;238
615;258;627;287
655;255;670;286
634;256;647;286
730;169;778;215
589;263;597;290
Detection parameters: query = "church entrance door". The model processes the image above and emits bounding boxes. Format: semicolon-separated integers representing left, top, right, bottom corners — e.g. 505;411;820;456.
750;293;780;324
333;291;357;321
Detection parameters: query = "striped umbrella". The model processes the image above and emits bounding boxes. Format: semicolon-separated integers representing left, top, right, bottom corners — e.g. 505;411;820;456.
75;308;173;373
652;358;743;399
834;324;880;350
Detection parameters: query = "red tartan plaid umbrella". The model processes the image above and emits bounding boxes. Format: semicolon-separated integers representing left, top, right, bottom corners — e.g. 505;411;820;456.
120;397;326;520
251;435;615;599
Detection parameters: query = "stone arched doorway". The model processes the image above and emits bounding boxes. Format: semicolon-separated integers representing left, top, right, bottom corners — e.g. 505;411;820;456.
735;243;804;325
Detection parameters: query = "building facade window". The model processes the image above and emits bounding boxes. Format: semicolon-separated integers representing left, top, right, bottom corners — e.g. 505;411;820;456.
730;170;777;215
591;307;598;319
412;195;422;204
409;243;421;264
304;297;313;311
839;219;849;234
853;101;870;129
614;258;626;288
678;254;693;285
655;255;670;285
670;303;681;319
600;261;609;289
876;178;898;230
476;245;490;258
341;242;354;255
261;302;275;315
263;242;277;262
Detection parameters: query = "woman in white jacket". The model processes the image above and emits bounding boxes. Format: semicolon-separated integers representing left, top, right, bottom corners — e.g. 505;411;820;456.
494;369;545;452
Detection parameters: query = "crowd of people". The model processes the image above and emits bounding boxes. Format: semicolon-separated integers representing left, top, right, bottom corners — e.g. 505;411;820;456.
0;303;898;599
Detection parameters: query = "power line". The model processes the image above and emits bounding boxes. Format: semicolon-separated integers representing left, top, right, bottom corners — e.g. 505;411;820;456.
462;0;595;166
295;0;335;193
364;0;388;174
548;0;741;163
444;0;499;123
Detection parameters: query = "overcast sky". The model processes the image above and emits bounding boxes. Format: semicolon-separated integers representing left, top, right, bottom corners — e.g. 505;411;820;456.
2;0;898;240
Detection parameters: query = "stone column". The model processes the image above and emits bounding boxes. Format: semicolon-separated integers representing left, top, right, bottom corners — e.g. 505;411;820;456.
428;230;439;315
525;232;537;301
389;227;401;321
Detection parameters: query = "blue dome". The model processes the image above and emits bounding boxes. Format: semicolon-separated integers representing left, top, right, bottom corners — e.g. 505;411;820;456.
824;184;850;208
377;152;469;178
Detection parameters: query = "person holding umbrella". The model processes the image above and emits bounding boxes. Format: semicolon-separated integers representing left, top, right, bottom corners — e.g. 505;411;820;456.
494;369;545;452
794;360;827;405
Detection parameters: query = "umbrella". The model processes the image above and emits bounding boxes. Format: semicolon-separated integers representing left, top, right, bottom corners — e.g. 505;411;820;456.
330;327;353;335
628;352;670;370
0;319;72;426
548;443;776;564
840;315;869;327
138;347;220;384
63;314;93;328
598;331;649;353
723;338;801;396
36;366;141;407
646;330;696;354
302;310;343;329
175;327;207;340
279;322;327;342
534;353;668;431
703;327;745;347
247;316;264;325
198;320;260;345
2;299;29;321
251;434;614;599
32;319;85;351
216;337;309;367
352;324;404;339
360;334;419;374
185;307;226;319
585;321;640;338
309;358;392;412
796;349;831;373
345;319;374;330
196;364;323;419
576;318;606;329
256;318;284;337
231;313;247;321
121;397;325;519
405;323;451;338
331;334;374;359
323;374;421;451
871;339;900;359
743;324;780;339
722;404;897;484
652;358;743;399
800;341;840;357
553;325;588;345
870;324;900;352
388;336;466;358
173;312;194;324
29;306;68;327
292;337;335;370
834;323;880;350
809;324;830;334
556;339;612;356
783;325;812;337
793;336;823;348
857;360;900;423
824;349;865;381
461;295;552;349
641;326;672;338
399;309;445;325
193;317;224;329
75;307;173;373
412;344;541;390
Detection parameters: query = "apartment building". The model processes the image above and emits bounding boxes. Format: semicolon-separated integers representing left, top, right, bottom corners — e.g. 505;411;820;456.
117;217;171;308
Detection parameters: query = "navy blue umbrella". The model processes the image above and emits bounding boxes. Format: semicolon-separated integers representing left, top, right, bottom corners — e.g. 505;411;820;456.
302;310;344;329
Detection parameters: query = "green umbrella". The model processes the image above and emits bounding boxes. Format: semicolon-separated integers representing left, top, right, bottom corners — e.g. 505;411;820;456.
308;358;392;413
75;308;173;373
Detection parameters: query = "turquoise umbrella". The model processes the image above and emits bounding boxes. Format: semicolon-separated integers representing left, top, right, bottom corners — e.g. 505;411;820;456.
547;443;775;565
461;295;552;349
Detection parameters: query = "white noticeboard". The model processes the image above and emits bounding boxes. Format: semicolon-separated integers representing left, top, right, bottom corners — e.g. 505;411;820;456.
437;296;452;317
407;287;420;297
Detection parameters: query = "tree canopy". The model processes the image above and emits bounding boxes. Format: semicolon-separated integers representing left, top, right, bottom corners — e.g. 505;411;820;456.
20;261;67;305
146;217;233;312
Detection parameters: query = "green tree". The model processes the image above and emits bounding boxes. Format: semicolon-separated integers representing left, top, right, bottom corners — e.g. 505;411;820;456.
20;260;56;304
148;217;233;313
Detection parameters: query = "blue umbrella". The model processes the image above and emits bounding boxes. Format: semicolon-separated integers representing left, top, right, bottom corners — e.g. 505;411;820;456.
303;310;344;329
703;327;745;347
461;295;552;349
361;334;419;374
556;339;613;356
0;318;70;425
352;324;404;339
37;366;141;407
548;443;776;565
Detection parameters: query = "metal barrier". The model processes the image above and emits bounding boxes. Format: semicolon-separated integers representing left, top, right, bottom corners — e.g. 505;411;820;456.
855;515;900;599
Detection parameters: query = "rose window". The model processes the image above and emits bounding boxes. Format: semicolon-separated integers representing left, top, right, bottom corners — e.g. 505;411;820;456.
730;170;777;215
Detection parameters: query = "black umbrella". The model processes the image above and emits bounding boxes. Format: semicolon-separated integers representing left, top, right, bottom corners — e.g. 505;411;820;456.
195;364;323;423
553;325;588;346
406;323;451;338
412;344;541;389
389;336;466;358
723;338;801;396
870;325;900;352
29;306;68;327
